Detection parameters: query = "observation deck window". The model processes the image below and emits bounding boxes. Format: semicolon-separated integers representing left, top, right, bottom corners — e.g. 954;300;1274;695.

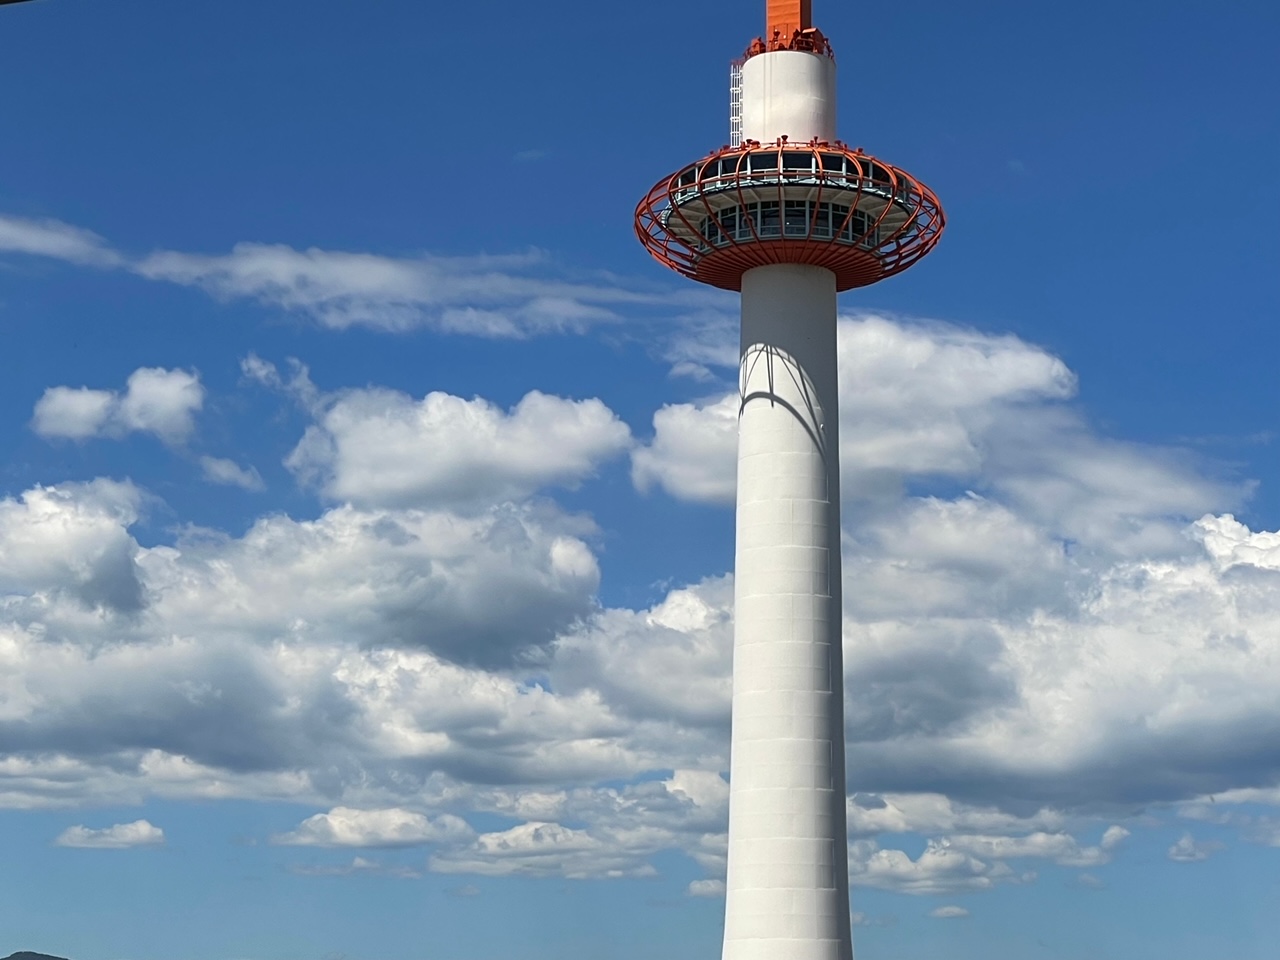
749;153;778;173
695;199;882;250
782;152;812;172
813;205;833;237
784;200;809;236
757;200;780;236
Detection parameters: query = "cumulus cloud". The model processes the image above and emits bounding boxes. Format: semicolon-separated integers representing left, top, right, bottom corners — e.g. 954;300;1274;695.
281;380;632;509
32;367;204;445
849;839;1018;895
631;316;1277;815
148;496;599;670
54;819;164;848
429;821;656;879
841;508;1280;809
633;314;1081;506
929;905;969;919
1167;832;1221;862
551;577;733;727
273;807;473;847
6;314;1280;888
199;456;265;491
429;771;730;880
631;394;737;504
634;315;1234;543
0;480;146;612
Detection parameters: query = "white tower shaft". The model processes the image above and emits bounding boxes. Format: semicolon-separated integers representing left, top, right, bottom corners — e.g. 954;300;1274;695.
723;49;853;960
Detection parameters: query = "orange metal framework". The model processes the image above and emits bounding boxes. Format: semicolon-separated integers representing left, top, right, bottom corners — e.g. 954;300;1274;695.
634;140;945;292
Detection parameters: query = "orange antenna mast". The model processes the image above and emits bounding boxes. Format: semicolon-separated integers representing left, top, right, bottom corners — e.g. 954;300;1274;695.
767;0;811;38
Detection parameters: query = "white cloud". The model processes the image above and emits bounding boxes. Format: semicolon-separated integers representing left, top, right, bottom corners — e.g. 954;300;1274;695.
199;456;265;491
5;211;730;338
849;839;1017;895
273;807;473;847
289;855;421;879
430;821;658;879
659;309;739;381
1167;832;1220;862
133;244;649;336
0;213;122;267
55;819;164;848
551;577;733;726
631;394;737;505
625;318;1274;816
634;315;1234;549
423;772;729;881
283;383;631;509
32;367;204;445
688;878;725;897
847;793;1065;839
929;905;969;919
941;827;1128;868
28;387;116;440
0;479;145;612
6;314;1280;888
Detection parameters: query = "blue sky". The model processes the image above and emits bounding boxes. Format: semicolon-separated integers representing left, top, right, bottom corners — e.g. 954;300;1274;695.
1;0;1279;958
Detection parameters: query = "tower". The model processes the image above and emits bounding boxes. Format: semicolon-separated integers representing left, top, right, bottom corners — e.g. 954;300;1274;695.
635;3;944;958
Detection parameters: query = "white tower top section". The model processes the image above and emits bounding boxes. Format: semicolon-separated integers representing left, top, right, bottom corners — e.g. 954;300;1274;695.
741;50;836;143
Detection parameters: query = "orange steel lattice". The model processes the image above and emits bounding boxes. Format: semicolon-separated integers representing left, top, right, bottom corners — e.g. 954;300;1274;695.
634;140;944;292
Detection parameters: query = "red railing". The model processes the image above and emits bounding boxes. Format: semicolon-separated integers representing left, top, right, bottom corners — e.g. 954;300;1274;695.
635;139;944;292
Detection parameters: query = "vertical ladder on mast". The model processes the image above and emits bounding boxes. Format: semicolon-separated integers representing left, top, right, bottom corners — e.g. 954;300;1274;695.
729;60;743;147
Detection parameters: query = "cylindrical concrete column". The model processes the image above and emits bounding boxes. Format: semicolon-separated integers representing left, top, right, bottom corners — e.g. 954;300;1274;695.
741;50;836;143
723;263;851;960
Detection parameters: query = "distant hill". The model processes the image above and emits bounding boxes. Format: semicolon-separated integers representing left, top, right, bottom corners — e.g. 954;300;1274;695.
5;952;72;960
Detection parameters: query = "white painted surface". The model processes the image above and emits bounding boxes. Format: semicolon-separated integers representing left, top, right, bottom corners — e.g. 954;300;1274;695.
723;263;852;960
741;50;837;143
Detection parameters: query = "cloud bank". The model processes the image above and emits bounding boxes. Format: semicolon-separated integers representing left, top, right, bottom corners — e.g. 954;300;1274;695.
2;313;1278;893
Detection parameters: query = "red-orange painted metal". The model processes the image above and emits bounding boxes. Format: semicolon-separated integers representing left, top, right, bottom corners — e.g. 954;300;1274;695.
634;140;945;292
746;0;831;60
745;26;833;60
767;0;811;36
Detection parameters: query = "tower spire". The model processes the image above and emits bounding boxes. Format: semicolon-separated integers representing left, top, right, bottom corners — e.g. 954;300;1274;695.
767;0;811;37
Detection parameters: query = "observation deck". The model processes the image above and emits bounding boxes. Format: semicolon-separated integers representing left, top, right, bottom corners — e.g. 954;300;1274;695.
635;140;944;291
